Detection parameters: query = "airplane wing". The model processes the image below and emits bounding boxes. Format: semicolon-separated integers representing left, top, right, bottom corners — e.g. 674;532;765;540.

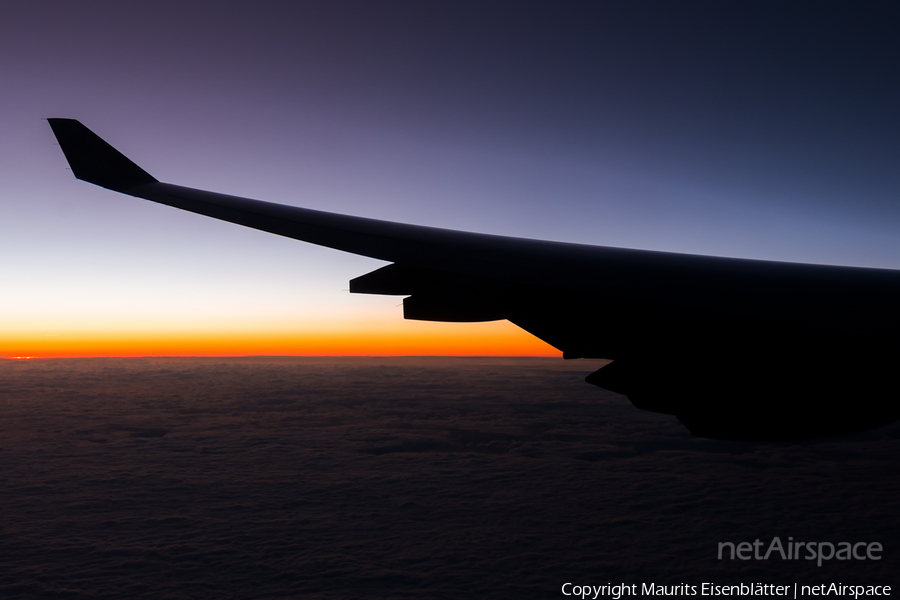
48;118;900;440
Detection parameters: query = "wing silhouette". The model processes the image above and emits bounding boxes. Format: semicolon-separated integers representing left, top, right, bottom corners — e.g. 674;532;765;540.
48;118;900;440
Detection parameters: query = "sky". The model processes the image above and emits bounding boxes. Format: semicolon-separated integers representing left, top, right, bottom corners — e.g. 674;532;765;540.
2;1;899;357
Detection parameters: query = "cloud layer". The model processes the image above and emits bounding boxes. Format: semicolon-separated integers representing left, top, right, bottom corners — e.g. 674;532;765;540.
1;357;896;598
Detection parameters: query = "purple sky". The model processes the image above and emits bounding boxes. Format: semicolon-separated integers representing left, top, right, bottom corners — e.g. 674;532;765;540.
2;2;899;353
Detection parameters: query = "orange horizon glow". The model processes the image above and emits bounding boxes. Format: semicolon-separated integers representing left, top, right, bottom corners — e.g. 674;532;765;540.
1;320;558;358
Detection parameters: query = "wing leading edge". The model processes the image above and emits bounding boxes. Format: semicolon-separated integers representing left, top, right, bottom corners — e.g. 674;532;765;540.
48;119;900;440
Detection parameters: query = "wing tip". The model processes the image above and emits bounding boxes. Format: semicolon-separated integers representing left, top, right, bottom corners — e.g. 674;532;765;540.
48;118;158;192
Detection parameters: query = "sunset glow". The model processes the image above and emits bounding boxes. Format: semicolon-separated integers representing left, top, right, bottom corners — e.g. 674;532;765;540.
0;319;556;358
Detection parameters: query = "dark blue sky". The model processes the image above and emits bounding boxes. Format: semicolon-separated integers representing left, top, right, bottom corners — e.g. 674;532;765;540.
2;1;899;353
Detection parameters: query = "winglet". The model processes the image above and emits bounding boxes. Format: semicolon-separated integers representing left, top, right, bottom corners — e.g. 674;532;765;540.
48;119;157;192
